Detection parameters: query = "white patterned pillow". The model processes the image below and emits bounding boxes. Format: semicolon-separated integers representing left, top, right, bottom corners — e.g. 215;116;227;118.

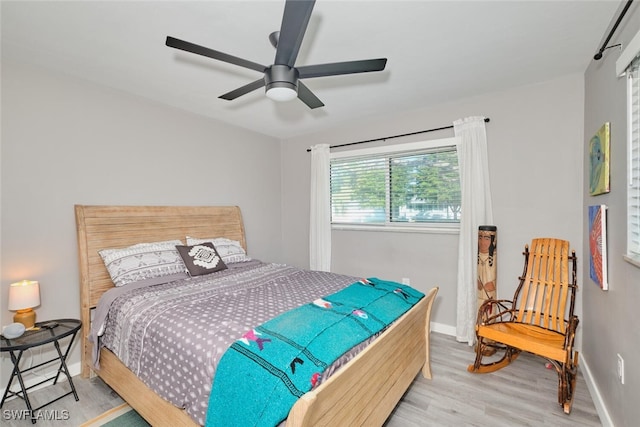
99;240;188;287
185;236;251;263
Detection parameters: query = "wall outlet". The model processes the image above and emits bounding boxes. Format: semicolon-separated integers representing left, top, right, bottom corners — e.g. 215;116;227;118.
401;277;410;285
617;353;625;385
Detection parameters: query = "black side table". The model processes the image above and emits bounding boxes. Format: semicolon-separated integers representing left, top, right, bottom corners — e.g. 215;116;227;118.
1;318;81;424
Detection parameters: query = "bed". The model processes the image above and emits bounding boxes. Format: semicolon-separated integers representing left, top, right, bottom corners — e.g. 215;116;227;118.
75;205;438;426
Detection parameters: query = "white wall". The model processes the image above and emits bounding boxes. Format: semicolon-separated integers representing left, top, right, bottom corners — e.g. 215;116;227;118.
281;74;585;338
583;3;640;425
1;60;282;382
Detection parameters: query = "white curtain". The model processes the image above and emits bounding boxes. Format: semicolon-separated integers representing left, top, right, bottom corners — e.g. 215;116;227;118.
309;144;331;271
454;117;493;344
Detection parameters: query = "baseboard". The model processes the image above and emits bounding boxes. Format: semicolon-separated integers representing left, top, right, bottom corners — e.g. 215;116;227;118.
431;321;457;337
579;353;614;427
0;361;81;400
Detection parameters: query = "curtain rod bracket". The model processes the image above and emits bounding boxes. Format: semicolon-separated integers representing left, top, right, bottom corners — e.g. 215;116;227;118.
594;44;622;60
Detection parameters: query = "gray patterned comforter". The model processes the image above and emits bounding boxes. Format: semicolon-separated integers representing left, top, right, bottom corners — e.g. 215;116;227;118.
94;260;358;425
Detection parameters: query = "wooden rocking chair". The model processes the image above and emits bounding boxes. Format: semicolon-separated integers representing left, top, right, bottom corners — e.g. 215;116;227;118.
467;238;579;414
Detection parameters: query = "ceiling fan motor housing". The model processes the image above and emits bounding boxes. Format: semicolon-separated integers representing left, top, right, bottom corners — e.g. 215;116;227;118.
265;64;299;93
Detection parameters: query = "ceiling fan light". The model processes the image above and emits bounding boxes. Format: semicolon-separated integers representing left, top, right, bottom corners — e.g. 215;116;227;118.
266;84;298;102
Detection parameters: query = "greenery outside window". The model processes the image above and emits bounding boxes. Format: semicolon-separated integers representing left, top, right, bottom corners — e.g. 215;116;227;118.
330;138;460;229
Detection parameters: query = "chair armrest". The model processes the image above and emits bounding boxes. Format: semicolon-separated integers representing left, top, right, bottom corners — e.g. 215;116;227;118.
477;299;515;325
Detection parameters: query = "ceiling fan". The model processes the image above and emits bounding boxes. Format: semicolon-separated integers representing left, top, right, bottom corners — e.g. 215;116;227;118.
165;0;387;109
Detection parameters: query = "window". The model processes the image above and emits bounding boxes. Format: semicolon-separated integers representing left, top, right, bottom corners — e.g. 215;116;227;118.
617;30;640;265
330;138;460;228
627;61;640;260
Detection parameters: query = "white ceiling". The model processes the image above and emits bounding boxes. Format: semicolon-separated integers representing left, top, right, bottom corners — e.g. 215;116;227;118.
1;1;622;139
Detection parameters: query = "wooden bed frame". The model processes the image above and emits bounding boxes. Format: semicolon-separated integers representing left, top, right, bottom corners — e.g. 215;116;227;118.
75;205;438;426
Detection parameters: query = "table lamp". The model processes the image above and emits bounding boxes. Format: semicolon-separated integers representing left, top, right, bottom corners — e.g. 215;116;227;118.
8;280;41;329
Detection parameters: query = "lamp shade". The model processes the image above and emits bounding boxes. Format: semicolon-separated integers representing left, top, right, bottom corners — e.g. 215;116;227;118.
8;280;41;311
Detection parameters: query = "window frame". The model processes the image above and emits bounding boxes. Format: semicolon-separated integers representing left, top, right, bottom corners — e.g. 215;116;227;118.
329;137;461;233
625;63;640;266
618;30;640;268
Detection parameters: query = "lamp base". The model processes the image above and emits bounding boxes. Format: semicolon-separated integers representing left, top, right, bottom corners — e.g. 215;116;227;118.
14;309;36;329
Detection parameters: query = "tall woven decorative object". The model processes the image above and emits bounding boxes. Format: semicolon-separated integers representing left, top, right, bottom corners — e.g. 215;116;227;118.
477;225;497;313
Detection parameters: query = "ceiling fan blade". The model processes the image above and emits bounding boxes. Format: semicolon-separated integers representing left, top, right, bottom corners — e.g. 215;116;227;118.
297;58;387;79
297;81;324;109
219;78;266;101
274;0;315;67
166;36;266;73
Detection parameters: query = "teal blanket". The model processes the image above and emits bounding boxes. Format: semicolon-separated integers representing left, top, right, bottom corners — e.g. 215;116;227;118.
205;278;424;427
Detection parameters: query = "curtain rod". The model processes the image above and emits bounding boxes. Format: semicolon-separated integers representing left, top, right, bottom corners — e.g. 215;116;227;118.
594;0;633;60
305;117;490;152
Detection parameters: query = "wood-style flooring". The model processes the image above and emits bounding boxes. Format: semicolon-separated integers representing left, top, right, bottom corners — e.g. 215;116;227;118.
385;333;601;426
1;333;601;426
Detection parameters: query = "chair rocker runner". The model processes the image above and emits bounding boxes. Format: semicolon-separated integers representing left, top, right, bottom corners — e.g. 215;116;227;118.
467;238;579;414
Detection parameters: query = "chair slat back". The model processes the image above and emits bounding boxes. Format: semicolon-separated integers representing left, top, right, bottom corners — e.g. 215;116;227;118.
515;238;573;333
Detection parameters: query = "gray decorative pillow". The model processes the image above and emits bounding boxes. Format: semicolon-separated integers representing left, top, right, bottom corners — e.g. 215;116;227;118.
185;236;251;263
99;240;188;287
176;242;227;276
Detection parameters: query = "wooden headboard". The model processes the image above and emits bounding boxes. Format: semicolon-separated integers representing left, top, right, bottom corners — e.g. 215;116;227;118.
75;205;246;328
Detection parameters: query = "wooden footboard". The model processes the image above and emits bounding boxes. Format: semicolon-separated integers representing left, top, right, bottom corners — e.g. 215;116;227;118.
289;287;438;426
88;287;438;427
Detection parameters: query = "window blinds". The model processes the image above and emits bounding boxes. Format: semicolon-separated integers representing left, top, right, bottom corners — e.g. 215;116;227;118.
330;145;460;225
628;62;640;256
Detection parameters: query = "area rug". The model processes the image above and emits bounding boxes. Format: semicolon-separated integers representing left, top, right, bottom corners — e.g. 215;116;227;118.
80;403;150;427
